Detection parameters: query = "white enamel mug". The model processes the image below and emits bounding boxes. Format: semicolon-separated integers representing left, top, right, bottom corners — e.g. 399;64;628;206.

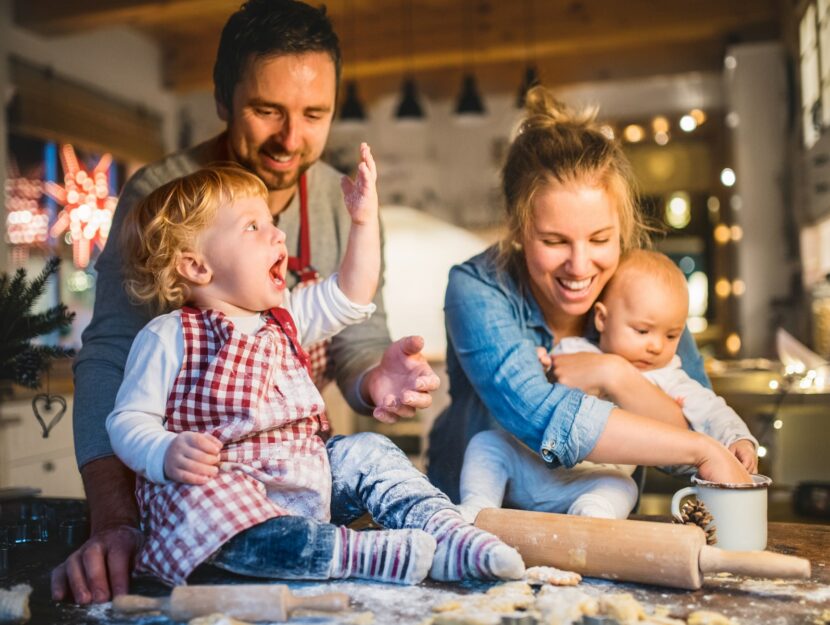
671;474;772;551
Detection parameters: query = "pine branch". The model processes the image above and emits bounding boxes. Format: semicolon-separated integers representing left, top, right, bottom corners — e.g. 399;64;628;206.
0;257;77;388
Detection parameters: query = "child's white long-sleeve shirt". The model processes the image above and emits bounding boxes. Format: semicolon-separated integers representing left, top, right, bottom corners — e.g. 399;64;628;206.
105;274;375;484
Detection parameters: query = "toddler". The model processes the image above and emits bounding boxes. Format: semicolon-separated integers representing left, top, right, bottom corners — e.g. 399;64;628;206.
459;250;758;521
107;147;523;586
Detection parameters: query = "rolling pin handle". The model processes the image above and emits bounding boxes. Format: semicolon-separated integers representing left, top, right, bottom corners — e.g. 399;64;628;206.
699;545;811;579
112;594;169;614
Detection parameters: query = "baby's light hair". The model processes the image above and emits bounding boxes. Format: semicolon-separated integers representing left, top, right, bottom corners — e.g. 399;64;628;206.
121;165;268;313
601;249;688;311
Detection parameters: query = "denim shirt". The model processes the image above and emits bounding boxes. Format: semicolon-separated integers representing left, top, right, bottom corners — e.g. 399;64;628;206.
426;246;709;502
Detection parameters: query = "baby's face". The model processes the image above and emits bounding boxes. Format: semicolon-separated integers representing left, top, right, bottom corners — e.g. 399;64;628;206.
196;195;289;316
596;281;688;371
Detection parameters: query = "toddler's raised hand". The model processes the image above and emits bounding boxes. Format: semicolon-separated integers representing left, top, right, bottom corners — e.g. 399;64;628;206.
340;143;378;226
728;439;758;473
164;431;222;484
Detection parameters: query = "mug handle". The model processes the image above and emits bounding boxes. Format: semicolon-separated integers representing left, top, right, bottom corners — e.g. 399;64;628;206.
671;486;698;522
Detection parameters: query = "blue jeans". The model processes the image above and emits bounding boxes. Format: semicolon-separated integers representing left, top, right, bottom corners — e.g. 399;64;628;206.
208;432;454;579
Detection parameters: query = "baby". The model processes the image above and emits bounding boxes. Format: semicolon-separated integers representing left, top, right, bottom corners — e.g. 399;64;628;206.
106;147;523;586
459;249;758;522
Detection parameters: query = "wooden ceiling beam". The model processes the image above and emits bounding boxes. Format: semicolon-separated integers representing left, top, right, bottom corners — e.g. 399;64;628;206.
13;0;232;35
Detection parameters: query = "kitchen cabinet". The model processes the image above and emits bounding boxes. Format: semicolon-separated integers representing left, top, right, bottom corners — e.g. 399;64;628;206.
0;395;83;497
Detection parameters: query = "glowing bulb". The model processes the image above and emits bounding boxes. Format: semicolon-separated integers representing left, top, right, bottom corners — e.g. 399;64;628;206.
679;115;697;132
757;446;767;458
715;278;732;298
623;125;645;143
714;224;731;244
652;116;670;133
654;131;670;146
666;192;691;229
773;419;783;429
732;279;746;296
690;109;706;124
730;225;743;241
721;168;736;187
725;332;741;354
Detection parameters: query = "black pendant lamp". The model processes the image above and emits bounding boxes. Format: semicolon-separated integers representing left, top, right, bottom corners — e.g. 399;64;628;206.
455;73;486;116
339;80;366;121
516;64;540;109
395;77;424;119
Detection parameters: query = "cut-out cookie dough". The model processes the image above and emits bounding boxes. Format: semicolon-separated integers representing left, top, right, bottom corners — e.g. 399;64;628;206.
434;582;534;615
0;584;32;624
598;593;646;625
686;610;735;625
432;611;514;625
535;587;598;625
524;565;582;586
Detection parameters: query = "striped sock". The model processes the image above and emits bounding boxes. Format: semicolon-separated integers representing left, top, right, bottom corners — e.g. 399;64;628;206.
329;526;436;584
424;509;525;581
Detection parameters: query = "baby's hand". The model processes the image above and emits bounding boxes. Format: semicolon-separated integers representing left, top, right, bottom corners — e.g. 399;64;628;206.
728;439;758;474
340;143;378;226
164;431;222;484
536;347;552;376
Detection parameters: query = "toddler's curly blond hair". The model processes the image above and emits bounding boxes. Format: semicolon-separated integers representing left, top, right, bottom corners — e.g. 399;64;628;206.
121;165;267;313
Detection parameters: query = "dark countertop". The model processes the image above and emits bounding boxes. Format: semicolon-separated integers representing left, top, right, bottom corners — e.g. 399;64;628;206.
2;497;829;625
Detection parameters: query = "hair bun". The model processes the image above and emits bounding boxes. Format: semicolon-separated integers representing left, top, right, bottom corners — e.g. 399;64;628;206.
520;85;599;134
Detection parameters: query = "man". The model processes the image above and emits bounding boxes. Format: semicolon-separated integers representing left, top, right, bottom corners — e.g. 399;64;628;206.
52;0;440;603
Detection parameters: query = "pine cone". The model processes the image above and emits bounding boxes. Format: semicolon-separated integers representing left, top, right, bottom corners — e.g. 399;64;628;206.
673;499;717;545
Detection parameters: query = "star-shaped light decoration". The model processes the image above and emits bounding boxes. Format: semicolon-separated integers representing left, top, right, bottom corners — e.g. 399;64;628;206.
44;144;115;268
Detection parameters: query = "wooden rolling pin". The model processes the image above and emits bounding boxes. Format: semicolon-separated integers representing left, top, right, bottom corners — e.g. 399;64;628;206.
112;584;349;622
476;508;811;590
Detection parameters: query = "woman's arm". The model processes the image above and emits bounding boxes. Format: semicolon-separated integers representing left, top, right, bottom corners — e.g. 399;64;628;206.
551;351;687;428
588;407;752;484
444;264;614;467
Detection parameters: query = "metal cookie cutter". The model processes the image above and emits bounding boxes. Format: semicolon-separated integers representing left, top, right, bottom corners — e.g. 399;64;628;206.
580;616;621;625
501;614;538;625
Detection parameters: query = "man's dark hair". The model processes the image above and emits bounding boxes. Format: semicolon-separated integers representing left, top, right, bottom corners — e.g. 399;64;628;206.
213;0;342;112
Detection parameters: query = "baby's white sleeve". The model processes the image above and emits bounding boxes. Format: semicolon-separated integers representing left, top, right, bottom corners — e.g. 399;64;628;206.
105;314;183;484
651;367;758;449
284;273;376;346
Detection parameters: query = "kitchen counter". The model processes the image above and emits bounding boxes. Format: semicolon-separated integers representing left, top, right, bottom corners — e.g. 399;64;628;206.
3;500;828;625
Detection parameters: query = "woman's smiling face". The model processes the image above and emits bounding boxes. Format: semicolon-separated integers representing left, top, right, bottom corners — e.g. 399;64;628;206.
521;181;621;331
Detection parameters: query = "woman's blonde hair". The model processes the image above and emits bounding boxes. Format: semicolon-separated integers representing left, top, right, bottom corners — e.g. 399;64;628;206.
498;86;652;268
121;165;268;313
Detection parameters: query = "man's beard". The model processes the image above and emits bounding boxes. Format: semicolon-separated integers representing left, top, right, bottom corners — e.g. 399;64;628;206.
254;157;313;191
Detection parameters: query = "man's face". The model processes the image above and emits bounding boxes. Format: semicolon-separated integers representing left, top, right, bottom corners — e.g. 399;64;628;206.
218;52;336;193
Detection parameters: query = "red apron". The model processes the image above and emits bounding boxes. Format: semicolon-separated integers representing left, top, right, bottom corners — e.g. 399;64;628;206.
288;174;334;389
135;307;332;585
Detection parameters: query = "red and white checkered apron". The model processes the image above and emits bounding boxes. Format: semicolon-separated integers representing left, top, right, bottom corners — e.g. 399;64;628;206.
287;173;333;390
135;307;332;585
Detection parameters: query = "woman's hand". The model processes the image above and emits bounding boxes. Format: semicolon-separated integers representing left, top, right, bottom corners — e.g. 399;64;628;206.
550;351;625;396
163;431;222;484
728;439;759;473
696;436;753;484
552;351;687;428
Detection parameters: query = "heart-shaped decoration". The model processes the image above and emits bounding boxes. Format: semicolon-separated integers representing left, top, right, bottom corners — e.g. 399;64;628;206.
32;393;67;438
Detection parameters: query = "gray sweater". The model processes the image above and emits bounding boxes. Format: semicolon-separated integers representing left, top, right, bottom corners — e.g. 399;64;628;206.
73;134;391;469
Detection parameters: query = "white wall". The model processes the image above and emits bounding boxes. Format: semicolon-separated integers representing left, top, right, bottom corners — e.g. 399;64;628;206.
725;43;791;357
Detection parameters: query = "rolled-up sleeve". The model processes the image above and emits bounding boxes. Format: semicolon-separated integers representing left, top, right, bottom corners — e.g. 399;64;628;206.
444;265;614;468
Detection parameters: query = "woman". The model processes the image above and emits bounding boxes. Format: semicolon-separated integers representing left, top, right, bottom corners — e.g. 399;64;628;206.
427;86;750;503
